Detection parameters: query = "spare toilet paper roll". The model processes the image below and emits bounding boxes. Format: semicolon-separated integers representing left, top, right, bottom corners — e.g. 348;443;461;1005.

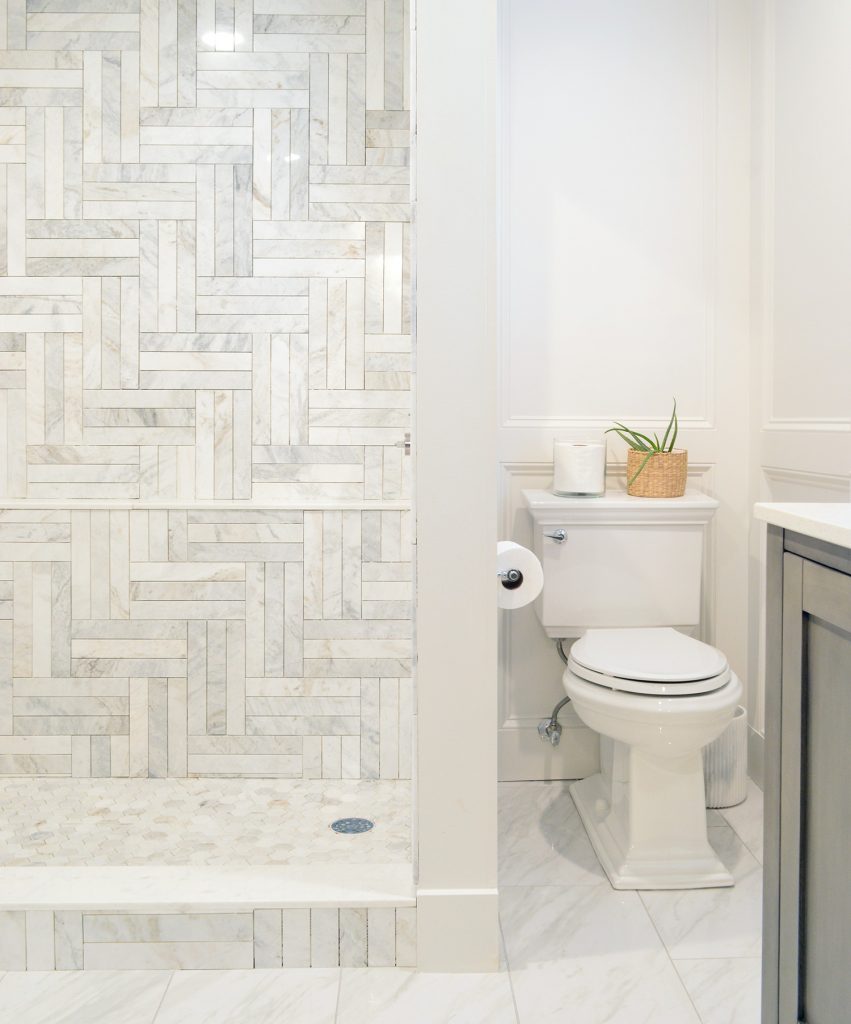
497;541;544;610
553;440;606;496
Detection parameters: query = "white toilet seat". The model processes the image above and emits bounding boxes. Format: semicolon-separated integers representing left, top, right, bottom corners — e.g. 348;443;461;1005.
568;626;731;696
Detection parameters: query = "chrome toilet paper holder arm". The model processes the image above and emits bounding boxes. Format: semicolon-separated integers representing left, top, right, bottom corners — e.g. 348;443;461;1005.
497;568;524;590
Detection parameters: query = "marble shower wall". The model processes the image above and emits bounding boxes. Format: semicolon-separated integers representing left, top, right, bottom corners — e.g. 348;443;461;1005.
0;1;412;779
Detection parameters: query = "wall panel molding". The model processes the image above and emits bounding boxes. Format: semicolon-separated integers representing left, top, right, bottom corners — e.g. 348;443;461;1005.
498;0;720;435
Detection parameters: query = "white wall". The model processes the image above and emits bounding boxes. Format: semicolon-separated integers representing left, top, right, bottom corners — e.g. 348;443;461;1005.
498;0;752;779
416;0;500;971
748;0;851;768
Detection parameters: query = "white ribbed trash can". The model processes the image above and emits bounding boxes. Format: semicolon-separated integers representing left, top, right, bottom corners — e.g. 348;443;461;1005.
703;704;748;808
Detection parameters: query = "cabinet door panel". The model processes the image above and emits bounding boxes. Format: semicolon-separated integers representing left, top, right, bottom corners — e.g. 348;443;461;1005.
801;602;851;1023
771;554;851;1024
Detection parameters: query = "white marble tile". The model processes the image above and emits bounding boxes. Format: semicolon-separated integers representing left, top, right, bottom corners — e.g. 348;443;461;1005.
281;909;311;968
0;0;412;787
674;957;762;1024
83;913;252;944
310;908;339;968
498;782;606;887
26;910;55;970
718;781;764;864
366;907;395;967
339;907;367;968
155;968;339;1024
337;968;517;1024
639;827;763;960
0;911;26;971
254;910;282;969
84;940;253;970
394;907;416;969
378;677;399;780
501;884;701;1024
0;970;171;1024
54;912;83;971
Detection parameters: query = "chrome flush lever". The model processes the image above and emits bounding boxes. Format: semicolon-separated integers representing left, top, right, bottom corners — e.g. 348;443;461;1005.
544;529;566;543
394;432;411;455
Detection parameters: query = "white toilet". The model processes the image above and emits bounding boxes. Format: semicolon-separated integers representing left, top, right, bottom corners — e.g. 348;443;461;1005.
523;487;742;890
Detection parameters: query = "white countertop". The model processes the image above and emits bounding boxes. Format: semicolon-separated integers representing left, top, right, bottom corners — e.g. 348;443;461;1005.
753;503;851;551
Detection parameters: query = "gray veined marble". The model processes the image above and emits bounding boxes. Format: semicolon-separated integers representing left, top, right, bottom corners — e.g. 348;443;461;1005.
155;968;339;1024
639;826;763;960
0;4;414;987
498;781;607;887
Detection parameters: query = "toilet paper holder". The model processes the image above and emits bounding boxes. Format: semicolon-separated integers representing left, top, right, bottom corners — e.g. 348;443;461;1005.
497;568;524;590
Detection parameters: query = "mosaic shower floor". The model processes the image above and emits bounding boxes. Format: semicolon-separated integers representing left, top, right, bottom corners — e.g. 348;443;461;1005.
0;778;411;867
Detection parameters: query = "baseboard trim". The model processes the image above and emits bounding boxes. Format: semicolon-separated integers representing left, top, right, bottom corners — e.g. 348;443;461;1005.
747;726;765;790
416;888;499;972
498;722;599;781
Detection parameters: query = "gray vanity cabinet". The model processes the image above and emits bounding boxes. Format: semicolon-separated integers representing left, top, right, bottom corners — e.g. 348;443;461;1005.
763;527;851;1024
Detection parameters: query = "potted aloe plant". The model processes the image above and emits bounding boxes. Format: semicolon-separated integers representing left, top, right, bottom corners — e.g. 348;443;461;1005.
606;399;687;497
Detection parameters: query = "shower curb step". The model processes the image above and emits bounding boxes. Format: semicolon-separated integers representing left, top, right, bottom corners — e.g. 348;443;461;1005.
0;863;414;911
0;865;417;971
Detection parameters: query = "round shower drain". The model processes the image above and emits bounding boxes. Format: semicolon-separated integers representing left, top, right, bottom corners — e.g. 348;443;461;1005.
330;817;374;835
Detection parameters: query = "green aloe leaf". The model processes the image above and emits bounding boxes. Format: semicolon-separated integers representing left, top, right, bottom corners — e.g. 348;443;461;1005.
660;399;676;451
628;451;654;485
617;426;658;451
606;397;682;466
606;427;650;452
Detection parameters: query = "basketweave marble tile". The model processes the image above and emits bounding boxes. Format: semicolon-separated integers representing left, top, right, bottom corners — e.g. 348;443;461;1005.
0;2;410;504
1;506;412;780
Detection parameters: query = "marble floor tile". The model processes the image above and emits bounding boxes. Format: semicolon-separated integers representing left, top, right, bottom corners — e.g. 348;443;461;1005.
153;968;339;1024
0;970;171;1024
639;827;763;960
498;782;606;887
501;884;701;1023
336;968;518;1024
718;782;764;864
0;778;410;867
674;957;762;1024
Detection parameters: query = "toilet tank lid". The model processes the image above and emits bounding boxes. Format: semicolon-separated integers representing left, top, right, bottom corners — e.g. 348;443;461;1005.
522;486;720;510
521;487;719;522
570;627;728;682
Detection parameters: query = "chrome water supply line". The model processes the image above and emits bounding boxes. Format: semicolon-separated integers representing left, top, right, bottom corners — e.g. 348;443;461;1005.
538;639;572;746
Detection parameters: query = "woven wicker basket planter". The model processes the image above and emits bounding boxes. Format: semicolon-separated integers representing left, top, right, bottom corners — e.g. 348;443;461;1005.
626;448;688;498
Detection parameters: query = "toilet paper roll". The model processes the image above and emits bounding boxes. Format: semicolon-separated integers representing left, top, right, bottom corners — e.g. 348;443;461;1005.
497;541;544;610
553;440;606;496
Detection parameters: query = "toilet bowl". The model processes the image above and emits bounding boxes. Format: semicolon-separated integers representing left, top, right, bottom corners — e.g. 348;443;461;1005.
564;626;742;890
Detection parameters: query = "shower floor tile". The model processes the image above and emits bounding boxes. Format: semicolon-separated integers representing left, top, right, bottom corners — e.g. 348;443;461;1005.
0;778;410;867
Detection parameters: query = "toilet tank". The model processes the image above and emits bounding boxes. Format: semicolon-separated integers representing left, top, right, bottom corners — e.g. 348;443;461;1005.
522;487;719;638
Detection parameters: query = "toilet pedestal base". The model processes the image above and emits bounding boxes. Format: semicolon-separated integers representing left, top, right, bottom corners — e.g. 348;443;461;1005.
570;747;734;890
